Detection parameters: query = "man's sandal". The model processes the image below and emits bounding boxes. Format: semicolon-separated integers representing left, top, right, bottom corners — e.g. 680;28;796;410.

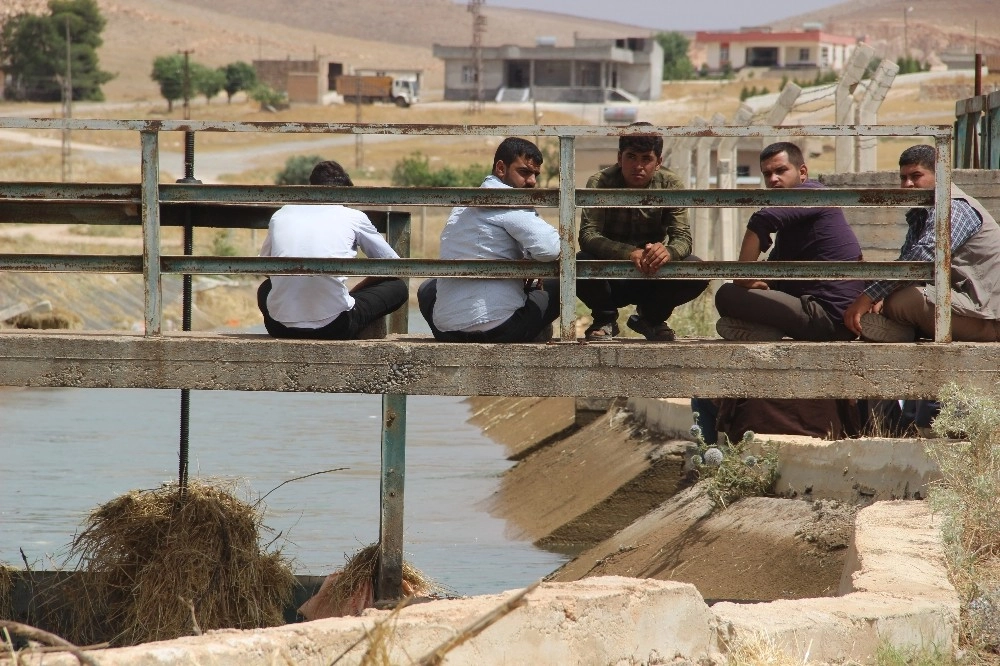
584;321;620;342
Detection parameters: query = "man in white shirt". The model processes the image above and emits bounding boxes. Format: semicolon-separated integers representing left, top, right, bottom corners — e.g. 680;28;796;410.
257;160;408;339
416;137;560;342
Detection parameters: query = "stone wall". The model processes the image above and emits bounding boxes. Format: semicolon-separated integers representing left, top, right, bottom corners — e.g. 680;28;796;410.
819;169;1000;260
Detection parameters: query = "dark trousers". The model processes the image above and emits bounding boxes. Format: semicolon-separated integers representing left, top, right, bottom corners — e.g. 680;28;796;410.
715;282;855;341
576;251;709;325
257;277;408;340
417;278;559;342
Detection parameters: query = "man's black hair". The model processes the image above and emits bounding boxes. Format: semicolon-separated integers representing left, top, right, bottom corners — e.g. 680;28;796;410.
618;121;663;157
309;160;354;186
760;142;805;167
899;144;936;171
493;137;543;168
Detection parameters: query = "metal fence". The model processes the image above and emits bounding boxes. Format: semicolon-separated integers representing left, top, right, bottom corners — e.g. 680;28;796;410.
0;118;956;341
955;89;1000;169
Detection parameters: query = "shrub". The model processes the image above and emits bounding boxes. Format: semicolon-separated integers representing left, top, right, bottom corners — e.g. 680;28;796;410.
687;421;779;510
274;154;325;186
390;152;486;187
925;383;1000;655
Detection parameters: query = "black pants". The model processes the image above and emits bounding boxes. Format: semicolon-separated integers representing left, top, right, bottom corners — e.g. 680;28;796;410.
714;283;855;341
257;277;408;340
417;278;559;342
576;251;709;325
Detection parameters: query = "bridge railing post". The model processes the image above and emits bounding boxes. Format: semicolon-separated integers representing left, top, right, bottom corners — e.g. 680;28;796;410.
557;135;577;341
140;129;161;336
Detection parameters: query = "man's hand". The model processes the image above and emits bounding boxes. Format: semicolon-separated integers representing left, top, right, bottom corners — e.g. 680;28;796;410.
638;242;670;275
733;279;769;290
843;293;876;336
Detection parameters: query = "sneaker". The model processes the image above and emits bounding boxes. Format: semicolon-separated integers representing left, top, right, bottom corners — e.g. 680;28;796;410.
860;313;916;342
715;316;784;341
584;320;619;342
626;315;676;341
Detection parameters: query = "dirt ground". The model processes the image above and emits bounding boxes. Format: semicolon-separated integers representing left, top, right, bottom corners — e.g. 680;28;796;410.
471;396;858;603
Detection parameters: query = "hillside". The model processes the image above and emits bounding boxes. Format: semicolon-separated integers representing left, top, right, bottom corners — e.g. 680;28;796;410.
776;0;1000;60
93;0;647;101
6;0;996;103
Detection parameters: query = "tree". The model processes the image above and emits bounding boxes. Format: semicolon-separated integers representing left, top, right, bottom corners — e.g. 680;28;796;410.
0;0;113;101
222;61;257;103
655;31;696;81
192;63;225;104
151;54;185;112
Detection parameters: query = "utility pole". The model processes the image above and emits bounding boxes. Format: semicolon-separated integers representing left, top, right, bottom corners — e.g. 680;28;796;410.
355;76;364;169
180;49;194;120
61;17;72;182
903;6;913;60
467;0;486;113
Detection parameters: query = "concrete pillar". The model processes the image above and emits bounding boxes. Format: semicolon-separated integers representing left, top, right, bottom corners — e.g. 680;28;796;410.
763;82;802;149
835;43;876;173
694;114;725;259
856;58;899;172
717;104;754;261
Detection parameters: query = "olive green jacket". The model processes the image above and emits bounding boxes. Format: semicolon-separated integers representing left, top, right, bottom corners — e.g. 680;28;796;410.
578;164;693;260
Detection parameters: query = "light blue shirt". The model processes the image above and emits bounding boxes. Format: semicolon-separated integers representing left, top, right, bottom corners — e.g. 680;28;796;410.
433;175;560;332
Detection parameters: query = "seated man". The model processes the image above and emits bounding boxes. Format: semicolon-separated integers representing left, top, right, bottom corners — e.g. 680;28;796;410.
577;122;708;342
417;137;560;343
715;141;863;341
844;144;1000;342
257;160;408;339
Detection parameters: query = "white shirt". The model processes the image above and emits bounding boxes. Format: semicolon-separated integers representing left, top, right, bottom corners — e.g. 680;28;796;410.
260;205;399;328
433;175;560;332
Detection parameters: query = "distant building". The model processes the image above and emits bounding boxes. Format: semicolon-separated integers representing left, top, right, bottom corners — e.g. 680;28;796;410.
251;59;421;105
695;28;859;73
252;58;340;104
433;36;663;103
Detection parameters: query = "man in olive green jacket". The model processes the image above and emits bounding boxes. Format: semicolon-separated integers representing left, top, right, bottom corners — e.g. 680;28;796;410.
577;123;707;341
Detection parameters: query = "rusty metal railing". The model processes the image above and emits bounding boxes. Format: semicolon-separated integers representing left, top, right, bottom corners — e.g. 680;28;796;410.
0;118;956;341
955;89;1000;170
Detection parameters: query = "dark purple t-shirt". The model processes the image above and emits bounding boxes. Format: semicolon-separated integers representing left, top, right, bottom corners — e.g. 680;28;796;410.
747;180;863;320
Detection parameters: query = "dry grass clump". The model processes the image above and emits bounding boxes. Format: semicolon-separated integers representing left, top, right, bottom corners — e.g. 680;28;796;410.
301;543;436;619
52;479;294;647
7;308;83;330
926;383;1000;657
0;564;14;620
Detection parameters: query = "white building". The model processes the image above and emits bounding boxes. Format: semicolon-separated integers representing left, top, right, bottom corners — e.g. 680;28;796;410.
696;29;859;73
433;36;663;103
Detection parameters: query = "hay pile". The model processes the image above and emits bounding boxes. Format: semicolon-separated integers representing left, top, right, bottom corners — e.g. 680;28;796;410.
0;564;13;620
6;308;82;330
299;543;436;620
53;479;295;646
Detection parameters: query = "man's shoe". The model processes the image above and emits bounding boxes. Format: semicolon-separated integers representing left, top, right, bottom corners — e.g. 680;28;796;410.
860;313;916;342
626;315;676;341
715;316;784;341
584;321;619;342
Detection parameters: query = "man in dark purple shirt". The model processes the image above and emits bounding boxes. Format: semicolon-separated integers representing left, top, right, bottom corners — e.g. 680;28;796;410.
715;142;863;341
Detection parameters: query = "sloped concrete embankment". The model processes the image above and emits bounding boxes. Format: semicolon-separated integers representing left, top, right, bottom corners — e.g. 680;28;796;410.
19;503;956;666
17;397;959;665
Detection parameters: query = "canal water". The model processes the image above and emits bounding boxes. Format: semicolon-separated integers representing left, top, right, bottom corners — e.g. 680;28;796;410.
0;316;567;597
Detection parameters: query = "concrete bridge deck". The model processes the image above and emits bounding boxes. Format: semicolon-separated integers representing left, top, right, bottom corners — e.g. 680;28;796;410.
2;330;997;398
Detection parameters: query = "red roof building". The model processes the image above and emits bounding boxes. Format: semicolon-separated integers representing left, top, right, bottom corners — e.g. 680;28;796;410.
695;29;860;73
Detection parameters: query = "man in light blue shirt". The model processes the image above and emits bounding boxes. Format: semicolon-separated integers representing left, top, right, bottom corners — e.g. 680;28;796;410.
417;137;560;342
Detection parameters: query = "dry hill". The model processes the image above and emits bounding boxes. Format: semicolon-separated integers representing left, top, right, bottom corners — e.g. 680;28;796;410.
92;0;648;101
777;0;1000;60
